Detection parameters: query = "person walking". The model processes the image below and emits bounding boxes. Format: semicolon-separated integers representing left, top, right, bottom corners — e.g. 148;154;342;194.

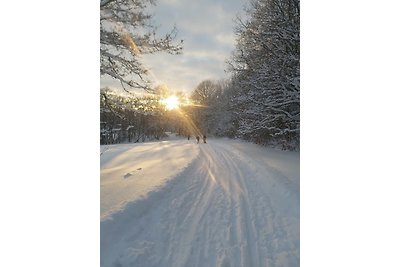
203;135;207;144
196;135;200;144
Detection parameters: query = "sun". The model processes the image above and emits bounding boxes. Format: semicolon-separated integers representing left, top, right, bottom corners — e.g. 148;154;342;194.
161;95;180;110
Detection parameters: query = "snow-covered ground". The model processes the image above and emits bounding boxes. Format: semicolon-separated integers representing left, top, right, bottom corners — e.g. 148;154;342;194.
101;137;299;267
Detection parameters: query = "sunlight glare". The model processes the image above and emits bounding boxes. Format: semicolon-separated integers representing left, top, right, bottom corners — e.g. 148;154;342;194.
161;95;180;110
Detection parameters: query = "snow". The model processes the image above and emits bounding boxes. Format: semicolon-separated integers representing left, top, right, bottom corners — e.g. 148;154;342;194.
101;137;299;267
101;140;199;220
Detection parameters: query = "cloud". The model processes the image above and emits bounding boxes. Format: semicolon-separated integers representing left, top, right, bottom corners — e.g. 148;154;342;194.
159;0;181;6
101;0;247;94
141;50;228;94
215;32;236;47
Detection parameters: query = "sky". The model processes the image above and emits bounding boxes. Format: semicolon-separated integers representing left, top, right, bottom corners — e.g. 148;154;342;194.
101;0;248;95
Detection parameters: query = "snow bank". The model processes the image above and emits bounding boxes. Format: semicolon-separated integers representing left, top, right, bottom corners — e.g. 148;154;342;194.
101;139;199;220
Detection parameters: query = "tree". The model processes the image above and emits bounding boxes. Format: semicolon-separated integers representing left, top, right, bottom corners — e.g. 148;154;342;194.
228;0;300;149
100;88;164;144
100;87;192;144
189;79;226;134
153;84;171;97
100;0;183;92
191;80;220;106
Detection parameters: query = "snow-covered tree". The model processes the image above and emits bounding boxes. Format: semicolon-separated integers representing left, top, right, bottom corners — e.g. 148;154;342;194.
100;0;183;92
228;0;300;149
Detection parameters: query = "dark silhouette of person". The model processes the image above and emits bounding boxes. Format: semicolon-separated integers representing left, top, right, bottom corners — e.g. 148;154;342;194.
187;135;190;140
196;135;200;144
203;135;207;144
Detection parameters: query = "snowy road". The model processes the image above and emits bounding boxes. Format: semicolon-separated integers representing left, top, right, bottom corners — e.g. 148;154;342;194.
101;138;299;267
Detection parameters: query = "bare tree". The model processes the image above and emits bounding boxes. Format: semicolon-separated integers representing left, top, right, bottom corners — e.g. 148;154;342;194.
191;80;221;106
100;0;183;92
189;80;225;134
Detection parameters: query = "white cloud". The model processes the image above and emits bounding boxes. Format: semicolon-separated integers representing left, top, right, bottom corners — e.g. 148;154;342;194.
141;49;229;93
215;32;236;47
101;0;246;94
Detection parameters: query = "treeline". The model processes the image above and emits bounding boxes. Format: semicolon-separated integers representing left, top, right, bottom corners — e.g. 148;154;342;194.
100;88;189;144
190;0;300;150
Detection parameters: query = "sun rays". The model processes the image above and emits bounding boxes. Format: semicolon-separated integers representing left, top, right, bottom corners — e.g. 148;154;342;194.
161;95;180;110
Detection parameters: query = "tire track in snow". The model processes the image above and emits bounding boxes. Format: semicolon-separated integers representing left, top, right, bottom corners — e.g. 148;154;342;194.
205;144;261;267
197;141;299;267
217;141;300;267
101;139;299;267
